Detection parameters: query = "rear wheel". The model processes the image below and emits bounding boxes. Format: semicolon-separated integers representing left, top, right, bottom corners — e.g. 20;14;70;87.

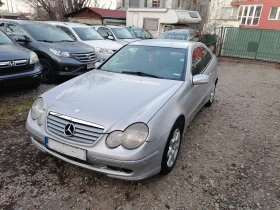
205;84;216;107
40;58;55;84
160;121;183;175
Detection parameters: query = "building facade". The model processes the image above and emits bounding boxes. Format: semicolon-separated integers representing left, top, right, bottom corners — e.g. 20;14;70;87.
206;0;280;32
231;0;280;29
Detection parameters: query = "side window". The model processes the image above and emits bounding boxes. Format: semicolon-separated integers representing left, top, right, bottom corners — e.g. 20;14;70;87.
57;26;76;40
189;31;200;42
6;24;27;36
191;47;205;76
0;23;5;31
98;27;113;38
144;30;153;39
201;47;212;67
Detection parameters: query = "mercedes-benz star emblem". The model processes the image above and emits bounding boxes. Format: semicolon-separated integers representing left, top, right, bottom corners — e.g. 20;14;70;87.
64;123;75;137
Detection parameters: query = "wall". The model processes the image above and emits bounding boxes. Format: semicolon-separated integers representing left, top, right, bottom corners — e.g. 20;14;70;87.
69;17;102;24
204;0;239;32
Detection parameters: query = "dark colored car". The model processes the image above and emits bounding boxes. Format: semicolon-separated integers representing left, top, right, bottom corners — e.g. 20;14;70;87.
0;29;41;89
157;29;205;43
0;20;99;83
124;26;154;39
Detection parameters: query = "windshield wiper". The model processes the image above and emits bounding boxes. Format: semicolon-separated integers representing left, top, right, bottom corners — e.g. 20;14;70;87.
59;40;75;42
121;71;163;79
37;40;55;43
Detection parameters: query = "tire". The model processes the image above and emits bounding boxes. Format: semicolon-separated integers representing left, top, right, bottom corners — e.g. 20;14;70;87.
160;121;183;175
29;81;41;89
40;58;55;84
205;84;216;107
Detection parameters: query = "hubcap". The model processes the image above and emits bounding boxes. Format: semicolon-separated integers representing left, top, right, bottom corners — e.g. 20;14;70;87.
167;128;181;168
210;86;215;103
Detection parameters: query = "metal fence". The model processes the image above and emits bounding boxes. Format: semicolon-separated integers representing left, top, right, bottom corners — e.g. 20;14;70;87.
219;27;280;63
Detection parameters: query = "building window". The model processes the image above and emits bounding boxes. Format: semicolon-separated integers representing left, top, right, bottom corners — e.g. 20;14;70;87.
220;7;239;20
152;0;160;7
239;5;262;26
143;18;159;31
177;0;181;8
269;7;280;20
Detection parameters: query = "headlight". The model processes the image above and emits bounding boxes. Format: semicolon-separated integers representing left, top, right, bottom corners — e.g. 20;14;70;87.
29;52;39;64
31;97;46;126
95;47;114;54
49;48;71;57
106;123;149;149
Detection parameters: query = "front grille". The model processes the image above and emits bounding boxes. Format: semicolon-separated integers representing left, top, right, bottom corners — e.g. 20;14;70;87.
72;52;97;63
47;112;104;144
0;60;32;76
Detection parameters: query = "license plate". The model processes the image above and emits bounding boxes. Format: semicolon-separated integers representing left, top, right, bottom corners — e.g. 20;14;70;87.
87;63;95;69
45;137;87;161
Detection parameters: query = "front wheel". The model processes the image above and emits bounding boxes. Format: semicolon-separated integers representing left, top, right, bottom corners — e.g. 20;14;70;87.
40;58;55;84
160;122;183;175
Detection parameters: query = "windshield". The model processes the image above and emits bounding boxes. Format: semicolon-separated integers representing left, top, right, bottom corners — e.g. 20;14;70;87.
0;30;13;44
158;33;189;40
73;27;103;41
100;46;187;81
111;28;134;39
24;23;74;42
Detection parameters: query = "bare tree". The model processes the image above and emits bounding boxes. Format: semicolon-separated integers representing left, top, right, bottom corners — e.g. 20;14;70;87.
0;0;4;7
23;0;92;21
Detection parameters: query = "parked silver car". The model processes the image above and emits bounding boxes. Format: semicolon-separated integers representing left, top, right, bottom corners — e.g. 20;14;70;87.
47;22;123;61
93;25;141;46
26;40;218;181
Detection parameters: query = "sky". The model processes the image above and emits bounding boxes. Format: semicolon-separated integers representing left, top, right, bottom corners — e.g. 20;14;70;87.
1;0;30;13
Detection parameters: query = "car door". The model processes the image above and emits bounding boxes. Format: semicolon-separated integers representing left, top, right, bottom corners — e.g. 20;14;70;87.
5;23;34;50
187;46;209;117
57;26;77;41
97;27;114;40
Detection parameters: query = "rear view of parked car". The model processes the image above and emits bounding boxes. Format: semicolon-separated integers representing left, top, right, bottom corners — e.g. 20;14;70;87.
47;22;122;61
0;29;41;89
0;20;99;83
93;25;140;46
125;26;154;39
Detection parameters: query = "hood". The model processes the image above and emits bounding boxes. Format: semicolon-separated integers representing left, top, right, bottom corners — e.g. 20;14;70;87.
83;40;122;51
39;41;93;53
116;38;141;46
47;70;183;132
0;44;30;61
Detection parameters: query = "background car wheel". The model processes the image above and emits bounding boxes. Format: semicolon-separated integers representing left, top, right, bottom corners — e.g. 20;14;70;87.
40;58;55;84
160;121;183;175
205;85;216;107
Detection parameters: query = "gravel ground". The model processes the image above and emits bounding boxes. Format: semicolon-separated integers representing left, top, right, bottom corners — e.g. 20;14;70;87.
0;59;280;210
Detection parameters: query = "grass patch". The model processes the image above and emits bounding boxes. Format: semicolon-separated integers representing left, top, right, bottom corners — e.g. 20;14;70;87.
0;97;34;130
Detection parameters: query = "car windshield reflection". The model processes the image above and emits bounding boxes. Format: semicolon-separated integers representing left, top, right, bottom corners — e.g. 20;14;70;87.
100;45;187;81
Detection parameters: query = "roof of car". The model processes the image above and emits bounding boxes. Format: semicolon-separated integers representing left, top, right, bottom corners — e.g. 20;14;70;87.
125;26;143;30
163;29;194;34
0;19;48;25
46;21;90;28
93;25;125;29
129;39;194;49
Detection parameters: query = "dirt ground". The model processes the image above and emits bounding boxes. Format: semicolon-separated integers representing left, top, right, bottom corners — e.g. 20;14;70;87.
0;59;280;210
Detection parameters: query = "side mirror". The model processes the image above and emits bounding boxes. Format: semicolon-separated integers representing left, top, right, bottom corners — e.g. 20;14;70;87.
107;35;114;40
193;74;210;85
95;62;101;69
13;35;30;43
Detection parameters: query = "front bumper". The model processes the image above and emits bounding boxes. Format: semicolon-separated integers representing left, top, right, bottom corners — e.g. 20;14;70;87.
26;114;165;181
0;63;41;88
51;56;97;77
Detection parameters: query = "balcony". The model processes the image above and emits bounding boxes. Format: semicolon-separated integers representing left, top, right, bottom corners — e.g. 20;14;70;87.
231;0;261;6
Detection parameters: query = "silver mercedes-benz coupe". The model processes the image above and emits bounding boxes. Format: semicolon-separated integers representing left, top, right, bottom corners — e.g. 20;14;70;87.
26;40;218;181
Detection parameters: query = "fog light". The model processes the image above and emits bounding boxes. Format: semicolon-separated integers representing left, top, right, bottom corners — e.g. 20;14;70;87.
65;67;69;71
